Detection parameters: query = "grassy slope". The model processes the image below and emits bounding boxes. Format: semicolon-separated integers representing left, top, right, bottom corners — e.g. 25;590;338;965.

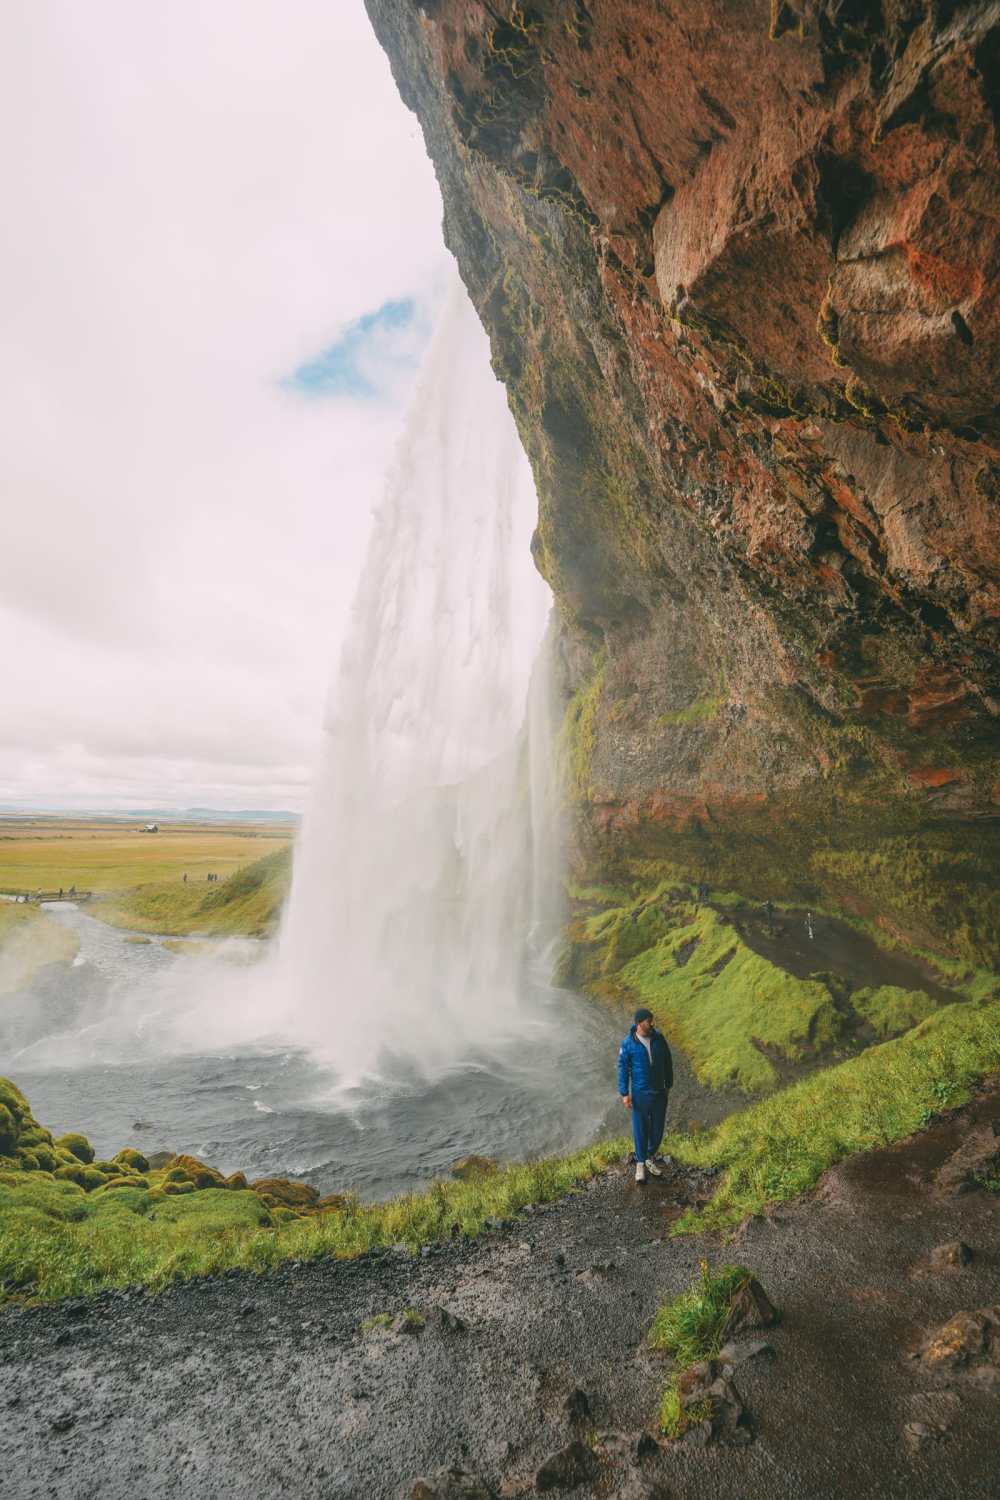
89;848;291;937
0;904;79;995
3;989;1000;1304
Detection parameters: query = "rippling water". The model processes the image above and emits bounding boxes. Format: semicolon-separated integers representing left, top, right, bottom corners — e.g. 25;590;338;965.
5;905;624;1200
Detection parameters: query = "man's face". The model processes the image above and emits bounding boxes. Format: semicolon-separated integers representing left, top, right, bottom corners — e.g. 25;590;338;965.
637;1018;653;1038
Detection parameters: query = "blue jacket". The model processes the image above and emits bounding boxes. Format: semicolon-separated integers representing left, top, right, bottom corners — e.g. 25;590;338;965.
618;1026;673;1097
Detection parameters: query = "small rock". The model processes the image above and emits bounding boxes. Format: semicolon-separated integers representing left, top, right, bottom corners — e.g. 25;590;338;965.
434;1308;467;1335
410;1464;496;1499
928;1241;973;1270
238;1301;256;1317
554;1251;566;1268
683;1419;713;1448
720;1278;778;1339
535;1440;599;1491
50;1415;76;1435
564;1388;590;1423
919;1310;991;1368
634;1431;660;1462
904;1421;941;1449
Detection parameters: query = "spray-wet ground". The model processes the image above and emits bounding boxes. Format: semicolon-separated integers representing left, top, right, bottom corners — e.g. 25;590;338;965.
4;1085;1000;1500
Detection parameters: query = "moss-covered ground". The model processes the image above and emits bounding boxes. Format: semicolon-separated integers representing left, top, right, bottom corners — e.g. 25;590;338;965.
558;880;972;1092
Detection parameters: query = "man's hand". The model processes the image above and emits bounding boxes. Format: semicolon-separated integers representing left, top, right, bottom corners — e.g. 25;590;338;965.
621;1093;632;1109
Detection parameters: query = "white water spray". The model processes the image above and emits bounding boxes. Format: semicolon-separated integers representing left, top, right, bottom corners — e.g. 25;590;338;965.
278;276;556;1079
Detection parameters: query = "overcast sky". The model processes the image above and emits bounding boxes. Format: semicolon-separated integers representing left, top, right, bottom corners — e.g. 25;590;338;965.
0;1;459;812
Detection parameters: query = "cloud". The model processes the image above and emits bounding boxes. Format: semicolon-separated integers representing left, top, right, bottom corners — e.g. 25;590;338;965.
0;0;479;810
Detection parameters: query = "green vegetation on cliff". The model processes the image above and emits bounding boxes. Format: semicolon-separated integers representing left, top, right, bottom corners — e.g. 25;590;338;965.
89;848;290;937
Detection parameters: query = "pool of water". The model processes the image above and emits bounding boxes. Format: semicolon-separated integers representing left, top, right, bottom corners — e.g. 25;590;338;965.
2;904;630;1200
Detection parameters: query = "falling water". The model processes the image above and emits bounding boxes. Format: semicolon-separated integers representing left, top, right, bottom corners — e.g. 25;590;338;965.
279;275;557;1081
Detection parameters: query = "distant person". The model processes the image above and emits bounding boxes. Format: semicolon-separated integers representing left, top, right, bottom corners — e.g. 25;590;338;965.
806;910;815;941
618;1007;673;1185
58;888;63;899
183;873;187;883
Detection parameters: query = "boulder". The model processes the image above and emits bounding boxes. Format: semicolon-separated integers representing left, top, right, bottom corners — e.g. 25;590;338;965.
114;1148;150;1174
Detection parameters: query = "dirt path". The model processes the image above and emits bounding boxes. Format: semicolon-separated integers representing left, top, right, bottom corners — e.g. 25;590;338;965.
3;1090;1000;1499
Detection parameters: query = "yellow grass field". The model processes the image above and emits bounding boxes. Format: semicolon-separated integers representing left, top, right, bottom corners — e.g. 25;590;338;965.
0;818;293;896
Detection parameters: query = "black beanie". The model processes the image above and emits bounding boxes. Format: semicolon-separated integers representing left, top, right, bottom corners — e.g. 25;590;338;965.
633;1007;653;1025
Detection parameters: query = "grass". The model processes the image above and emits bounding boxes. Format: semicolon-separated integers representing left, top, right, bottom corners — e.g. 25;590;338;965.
649;1260;753;1436
851;984;938;1039
0;1104;630;1305
614;904;842;1091
0;817;292;894
661;996;1000;1234
0;903;79;994
89;849;291;937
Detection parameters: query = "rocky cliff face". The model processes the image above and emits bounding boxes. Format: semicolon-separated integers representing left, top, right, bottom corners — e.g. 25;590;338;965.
366;0;1000;963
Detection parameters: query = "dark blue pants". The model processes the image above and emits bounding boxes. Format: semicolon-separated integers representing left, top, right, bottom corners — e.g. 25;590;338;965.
631;1089;668;1162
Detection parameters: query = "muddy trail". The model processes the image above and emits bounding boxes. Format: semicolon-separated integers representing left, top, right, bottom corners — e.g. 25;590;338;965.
3;1087;1000;1499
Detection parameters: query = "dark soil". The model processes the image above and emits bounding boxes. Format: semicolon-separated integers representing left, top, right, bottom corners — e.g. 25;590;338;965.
3;1086;1000;1498
729;905;957;1003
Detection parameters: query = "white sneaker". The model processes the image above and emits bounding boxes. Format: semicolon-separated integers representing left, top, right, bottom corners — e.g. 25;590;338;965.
635;1162;647;1184
644;1158;662;1177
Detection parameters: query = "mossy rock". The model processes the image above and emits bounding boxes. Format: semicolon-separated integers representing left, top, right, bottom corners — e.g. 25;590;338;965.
166;1154;225;1189
16;1149;41;1172
55;1132;95;1165
0;1103;18;1157
271;1205;299;1224
53;1163;87;1187
79;1166;108;1192
0;1078;30;1126
225;1171;249;1190
100;1175;149;1191
115;1148;150;1174
249;1177;319;1209
24;1144;60;1173
93;1159;129;1177
17;1125;54;1149
162;1180;196;1196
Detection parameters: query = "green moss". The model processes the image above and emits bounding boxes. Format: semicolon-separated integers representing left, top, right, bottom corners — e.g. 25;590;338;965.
361;1312;394;1334
0;1103;16;1157
114;1148;150;1174
616;907;842;1092
55;1132;95;1165
663;997;1000;1234
655;694;724;729
851;985;939;1039
557;654;606;804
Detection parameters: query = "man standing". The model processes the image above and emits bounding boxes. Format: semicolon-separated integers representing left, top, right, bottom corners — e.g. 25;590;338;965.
618;1007;673;1184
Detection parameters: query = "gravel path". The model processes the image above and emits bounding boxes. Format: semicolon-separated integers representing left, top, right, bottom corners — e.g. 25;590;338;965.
3;1089;1000;1499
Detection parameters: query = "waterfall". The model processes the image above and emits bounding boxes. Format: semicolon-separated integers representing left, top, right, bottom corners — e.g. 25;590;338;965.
278;274;555;1082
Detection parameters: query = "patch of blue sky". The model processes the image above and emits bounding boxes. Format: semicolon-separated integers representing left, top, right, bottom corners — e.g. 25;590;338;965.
284;297;429;400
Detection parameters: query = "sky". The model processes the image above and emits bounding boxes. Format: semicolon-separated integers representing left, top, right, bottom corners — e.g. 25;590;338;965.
0;1;457;812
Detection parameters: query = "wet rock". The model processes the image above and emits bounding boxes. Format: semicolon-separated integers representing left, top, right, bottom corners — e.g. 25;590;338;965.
919;1308;1000;1368
410;1464;496;1499
535;1440;600;1491
634;1432;660;1463
928;1241;973;1270
935;1126;1000;1195
675;1361;751;1447
50;1414;76;1435
433;1308;466;1335
145;1150;174;1169
238;1301;256;1318
615;1476;672;1500
720;1278;777;1339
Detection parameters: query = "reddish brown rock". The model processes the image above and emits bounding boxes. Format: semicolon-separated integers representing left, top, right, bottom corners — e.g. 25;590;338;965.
366;0;1000;960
